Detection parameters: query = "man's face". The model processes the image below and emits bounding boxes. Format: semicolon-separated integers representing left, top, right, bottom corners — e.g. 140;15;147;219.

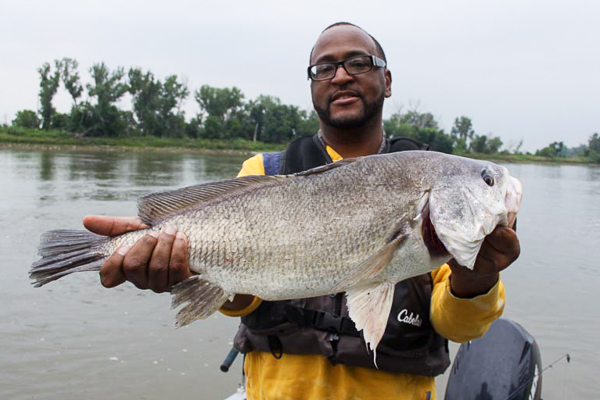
310;25;392;130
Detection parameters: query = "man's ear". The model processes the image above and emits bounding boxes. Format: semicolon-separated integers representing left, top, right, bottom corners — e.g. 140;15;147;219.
384;69;392;98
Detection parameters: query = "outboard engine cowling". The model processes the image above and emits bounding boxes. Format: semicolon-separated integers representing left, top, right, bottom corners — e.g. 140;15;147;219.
445;318;542;400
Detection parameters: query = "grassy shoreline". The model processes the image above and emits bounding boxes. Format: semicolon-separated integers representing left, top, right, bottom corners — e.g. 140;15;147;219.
0;127;285;155
0;127;595;165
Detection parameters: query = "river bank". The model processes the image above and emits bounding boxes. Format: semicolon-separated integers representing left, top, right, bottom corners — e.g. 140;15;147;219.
1;127;595;165
0;127;285;155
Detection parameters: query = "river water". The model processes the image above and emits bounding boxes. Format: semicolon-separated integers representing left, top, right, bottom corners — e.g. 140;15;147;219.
0;149;598;399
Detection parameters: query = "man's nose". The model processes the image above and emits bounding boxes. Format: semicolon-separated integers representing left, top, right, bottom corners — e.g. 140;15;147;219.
330;64;353;84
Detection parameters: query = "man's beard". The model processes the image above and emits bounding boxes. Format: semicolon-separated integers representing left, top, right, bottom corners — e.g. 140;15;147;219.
314;92;385;129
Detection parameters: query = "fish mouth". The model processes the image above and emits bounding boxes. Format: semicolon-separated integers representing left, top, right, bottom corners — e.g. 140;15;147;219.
505;176;522;229
421;202;450;260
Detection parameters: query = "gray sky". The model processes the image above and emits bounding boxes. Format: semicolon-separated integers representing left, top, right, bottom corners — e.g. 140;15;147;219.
1;0;598;152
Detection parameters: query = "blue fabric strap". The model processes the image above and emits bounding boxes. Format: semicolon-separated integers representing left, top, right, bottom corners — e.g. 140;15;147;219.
262;152;282;176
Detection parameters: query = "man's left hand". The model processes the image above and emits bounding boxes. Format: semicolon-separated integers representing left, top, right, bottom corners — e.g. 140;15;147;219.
449;226;520;298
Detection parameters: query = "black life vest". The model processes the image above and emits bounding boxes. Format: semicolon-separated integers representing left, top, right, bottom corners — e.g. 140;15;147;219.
233;134;450;376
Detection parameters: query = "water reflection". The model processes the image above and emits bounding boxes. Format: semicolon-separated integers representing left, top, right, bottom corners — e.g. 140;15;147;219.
39;151;55;181
538;163;563;179
66;152;120;181
26;150;249;207
129;152;183;187
587;165;600;182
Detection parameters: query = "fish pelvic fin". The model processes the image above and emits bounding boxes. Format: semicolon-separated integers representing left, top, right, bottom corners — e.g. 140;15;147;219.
137;175;285;226
330;230;407;293
346;281;396;368
30;230;108;287
171;276;230;327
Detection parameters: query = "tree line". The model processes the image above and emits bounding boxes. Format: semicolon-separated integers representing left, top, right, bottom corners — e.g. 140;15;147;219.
8;58;600;160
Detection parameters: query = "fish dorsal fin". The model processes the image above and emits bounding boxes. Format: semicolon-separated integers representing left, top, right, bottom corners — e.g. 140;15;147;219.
330;229;407;293
294;157;359;177
138;175;284;226
346;281;396;367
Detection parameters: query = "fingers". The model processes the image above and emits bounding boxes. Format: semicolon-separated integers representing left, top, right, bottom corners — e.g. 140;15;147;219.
99;226;192;293
84;215;148;236
122;231;159;290
100;245;130;288
449;226;520;277
475;227;520;274
147;226;178;293
169;231;193;289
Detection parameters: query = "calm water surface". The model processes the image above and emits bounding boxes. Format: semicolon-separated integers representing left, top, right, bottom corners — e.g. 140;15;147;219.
1;149;598;399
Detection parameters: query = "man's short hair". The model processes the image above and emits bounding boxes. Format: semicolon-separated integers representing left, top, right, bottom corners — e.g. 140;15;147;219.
310;22;387;64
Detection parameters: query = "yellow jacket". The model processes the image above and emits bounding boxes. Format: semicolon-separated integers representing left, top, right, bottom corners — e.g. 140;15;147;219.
222;147;505;400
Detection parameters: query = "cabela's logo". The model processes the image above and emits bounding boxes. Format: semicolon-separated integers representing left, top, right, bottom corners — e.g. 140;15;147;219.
397;309;422;327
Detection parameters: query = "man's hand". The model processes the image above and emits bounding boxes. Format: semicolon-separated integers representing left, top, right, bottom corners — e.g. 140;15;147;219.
449;226;520;298
83;215;193;293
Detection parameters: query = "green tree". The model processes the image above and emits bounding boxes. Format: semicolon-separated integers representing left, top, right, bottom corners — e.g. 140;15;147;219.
400;110;438;129
60;58;83;106
247;95;274;141
185;116;203;138
159;75;189;138
451;116;475;142
487;136;503;154
549;141;566;157
38;62;61;129
12;110;40;129
195;85;245;139
195;85;244;122
587;133;599;153
536;146;556;158
263;103;301;143
297;110;320;138
383;112;454;153
587;133;600;163
536;141;567;158
84;63;129;136
128;68;163;136
469;134;503;154
51;113;70;130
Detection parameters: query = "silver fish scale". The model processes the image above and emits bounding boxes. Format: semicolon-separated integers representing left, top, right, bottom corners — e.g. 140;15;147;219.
97;151;511;302
165;155;425;299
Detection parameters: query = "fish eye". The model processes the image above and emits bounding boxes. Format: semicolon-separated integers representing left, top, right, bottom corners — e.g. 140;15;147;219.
481;169;495;187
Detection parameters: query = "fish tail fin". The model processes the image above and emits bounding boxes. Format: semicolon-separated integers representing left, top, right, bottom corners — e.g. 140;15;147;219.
171;275;230;327
30;230;108;287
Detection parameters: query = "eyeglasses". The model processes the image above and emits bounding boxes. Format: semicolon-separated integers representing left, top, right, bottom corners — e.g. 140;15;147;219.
307;55;386;81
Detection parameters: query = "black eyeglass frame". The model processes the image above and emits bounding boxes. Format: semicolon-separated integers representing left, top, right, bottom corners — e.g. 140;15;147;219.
307;55;387;81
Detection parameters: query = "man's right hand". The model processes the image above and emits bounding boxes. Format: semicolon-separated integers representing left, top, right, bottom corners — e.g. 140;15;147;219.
83;215;193;293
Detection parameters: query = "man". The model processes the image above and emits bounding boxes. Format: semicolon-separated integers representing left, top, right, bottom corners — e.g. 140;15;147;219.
84;23;520;399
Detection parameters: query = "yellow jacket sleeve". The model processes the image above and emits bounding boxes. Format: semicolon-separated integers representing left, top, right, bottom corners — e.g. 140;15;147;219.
430;264;505;342
237;153;265;177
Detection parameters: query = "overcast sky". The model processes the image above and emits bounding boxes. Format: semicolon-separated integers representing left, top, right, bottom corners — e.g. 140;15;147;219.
1;0;598;152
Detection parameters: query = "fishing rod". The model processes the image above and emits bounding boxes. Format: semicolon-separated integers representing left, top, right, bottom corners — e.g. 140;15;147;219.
501;353;571;400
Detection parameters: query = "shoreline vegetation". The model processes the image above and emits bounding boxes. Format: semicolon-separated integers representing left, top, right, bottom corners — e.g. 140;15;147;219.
7;58;599;164
0;127;284;155
0;127;595;165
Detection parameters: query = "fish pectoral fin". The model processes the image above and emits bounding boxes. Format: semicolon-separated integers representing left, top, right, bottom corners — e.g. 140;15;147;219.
330;231;407;293
171;276;230;327
346;281;396;368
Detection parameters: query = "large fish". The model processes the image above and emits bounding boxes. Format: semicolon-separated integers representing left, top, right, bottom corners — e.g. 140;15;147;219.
30;151;522;358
